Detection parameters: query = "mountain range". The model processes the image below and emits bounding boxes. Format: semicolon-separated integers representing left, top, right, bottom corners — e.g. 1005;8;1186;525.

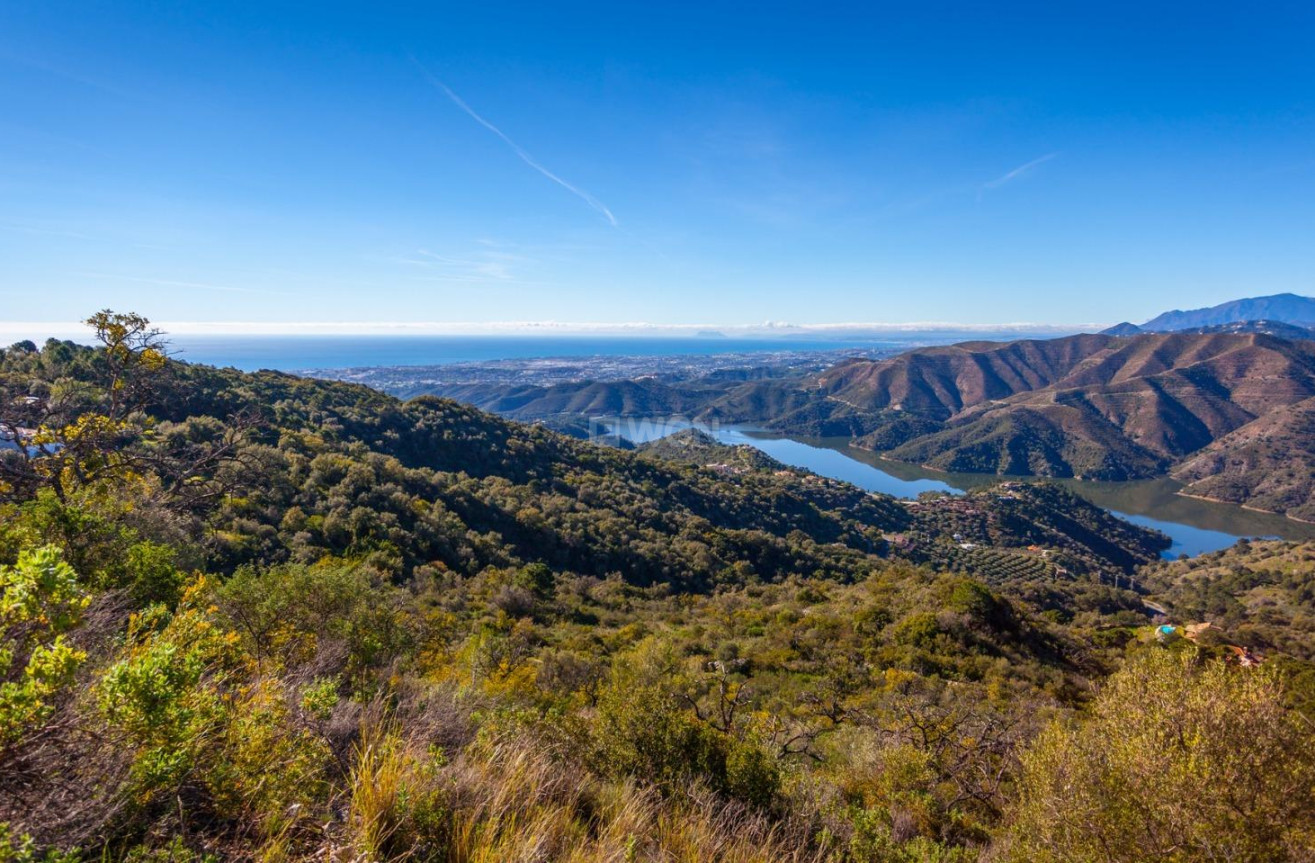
766;331;1315;520
1103;292;1315;335
383;336;1314;523
312;296;1315;522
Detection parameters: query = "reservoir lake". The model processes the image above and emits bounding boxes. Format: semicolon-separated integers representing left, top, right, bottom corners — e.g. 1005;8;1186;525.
616;422;1315;558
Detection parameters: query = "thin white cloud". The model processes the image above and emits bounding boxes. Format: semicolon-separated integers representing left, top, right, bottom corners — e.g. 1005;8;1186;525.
396;248;522;282
0;50;141;100
414;250;478;266
982;153;1058;191
0;222;94;240
412;59;618;227
77;272;282;295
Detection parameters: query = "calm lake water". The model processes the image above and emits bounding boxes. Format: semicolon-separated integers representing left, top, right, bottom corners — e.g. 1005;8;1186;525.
615;421;1315;558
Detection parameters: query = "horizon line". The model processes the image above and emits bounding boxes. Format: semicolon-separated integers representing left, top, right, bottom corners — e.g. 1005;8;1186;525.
0;320;1101;339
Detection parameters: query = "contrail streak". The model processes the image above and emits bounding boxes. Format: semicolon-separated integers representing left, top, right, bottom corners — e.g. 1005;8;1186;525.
413;60;618;227
983;153;1058;190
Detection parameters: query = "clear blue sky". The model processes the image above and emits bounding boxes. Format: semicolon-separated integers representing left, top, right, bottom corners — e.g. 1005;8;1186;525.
2;1;1314;329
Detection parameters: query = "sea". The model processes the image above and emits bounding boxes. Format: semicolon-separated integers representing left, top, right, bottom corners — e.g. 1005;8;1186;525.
161;332;1045;372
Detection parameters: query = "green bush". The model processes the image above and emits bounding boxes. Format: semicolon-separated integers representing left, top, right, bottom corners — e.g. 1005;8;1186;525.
0;823;79;863
96;580;242;798
590;680;779;808
1003;650;1315;862
214;561;412;680
848;808;974;862
119;541;186;607
942;578;1012;631
0;546;88;751
891;612;941;648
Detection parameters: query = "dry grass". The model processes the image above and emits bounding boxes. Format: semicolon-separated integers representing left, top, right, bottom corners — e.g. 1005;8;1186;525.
344;721;429;861
331;718;830;863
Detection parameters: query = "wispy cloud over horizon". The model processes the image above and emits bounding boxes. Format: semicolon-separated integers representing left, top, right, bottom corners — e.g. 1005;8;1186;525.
412;248;515;281
0;221;94;240
412;59;619;227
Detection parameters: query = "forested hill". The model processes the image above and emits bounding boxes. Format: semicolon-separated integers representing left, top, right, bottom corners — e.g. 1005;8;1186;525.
2;334;901;591
0;329;1161;591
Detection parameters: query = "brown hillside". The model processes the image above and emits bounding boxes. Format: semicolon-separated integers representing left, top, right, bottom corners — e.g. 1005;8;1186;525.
812;333;1315;506
813;334;1114;419
1171;397;1315;523
820;332;1315;424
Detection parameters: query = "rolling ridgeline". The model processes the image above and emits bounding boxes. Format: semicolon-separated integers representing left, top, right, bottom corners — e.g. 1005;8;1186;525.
390;329;1315;522
3;314;1315;862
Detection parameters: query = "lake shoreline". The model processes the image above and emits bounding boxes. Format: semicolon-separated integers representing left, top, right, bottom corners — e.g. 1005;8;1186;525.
704;428;1315;557
1175;490;1315;526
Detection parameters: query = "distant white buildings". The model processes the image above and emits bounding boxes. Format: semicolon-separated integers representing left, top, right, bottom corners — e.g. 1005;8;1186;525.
0;424;39;453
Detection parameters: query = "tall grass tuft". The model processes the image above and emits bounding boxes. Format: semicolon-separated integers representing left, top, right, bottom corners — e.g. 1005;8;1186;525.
346;722;421;861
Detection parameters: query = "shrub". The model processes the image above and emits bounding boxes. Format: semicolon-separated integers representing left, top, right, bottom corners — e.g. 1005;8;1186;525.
849;808;974;863
0;547;88;752
942;578;1011;631
207;682;331;834
1002;649;1315;862
119;541;185;607
0;823;79;863
891;612;941;648
590;680;780;808
214;562;412;681
96;579;242;799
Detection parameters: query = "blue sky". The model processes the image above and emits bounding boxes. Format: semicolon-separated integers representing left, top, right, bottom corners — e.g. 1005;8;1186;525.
2;1;1314;331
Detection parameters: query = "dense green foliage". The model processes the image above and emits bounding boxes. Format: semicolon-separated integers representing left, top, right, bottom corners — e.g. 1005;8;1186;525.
1;316;1313;861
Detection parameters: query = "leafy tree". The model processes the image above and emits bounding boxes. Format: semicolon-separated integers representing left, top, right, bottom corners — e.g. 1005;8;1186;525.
82;311;168;421
6;313;168;502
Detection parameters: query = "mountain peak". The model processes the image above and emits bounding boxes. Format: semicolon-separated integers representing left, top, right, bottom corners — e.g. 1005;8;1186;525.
1141;293;1315;331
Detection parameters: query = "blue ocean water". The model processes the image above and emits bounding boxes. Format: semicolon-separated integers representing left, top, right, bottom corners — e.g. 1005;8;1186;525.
163;335;897;372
